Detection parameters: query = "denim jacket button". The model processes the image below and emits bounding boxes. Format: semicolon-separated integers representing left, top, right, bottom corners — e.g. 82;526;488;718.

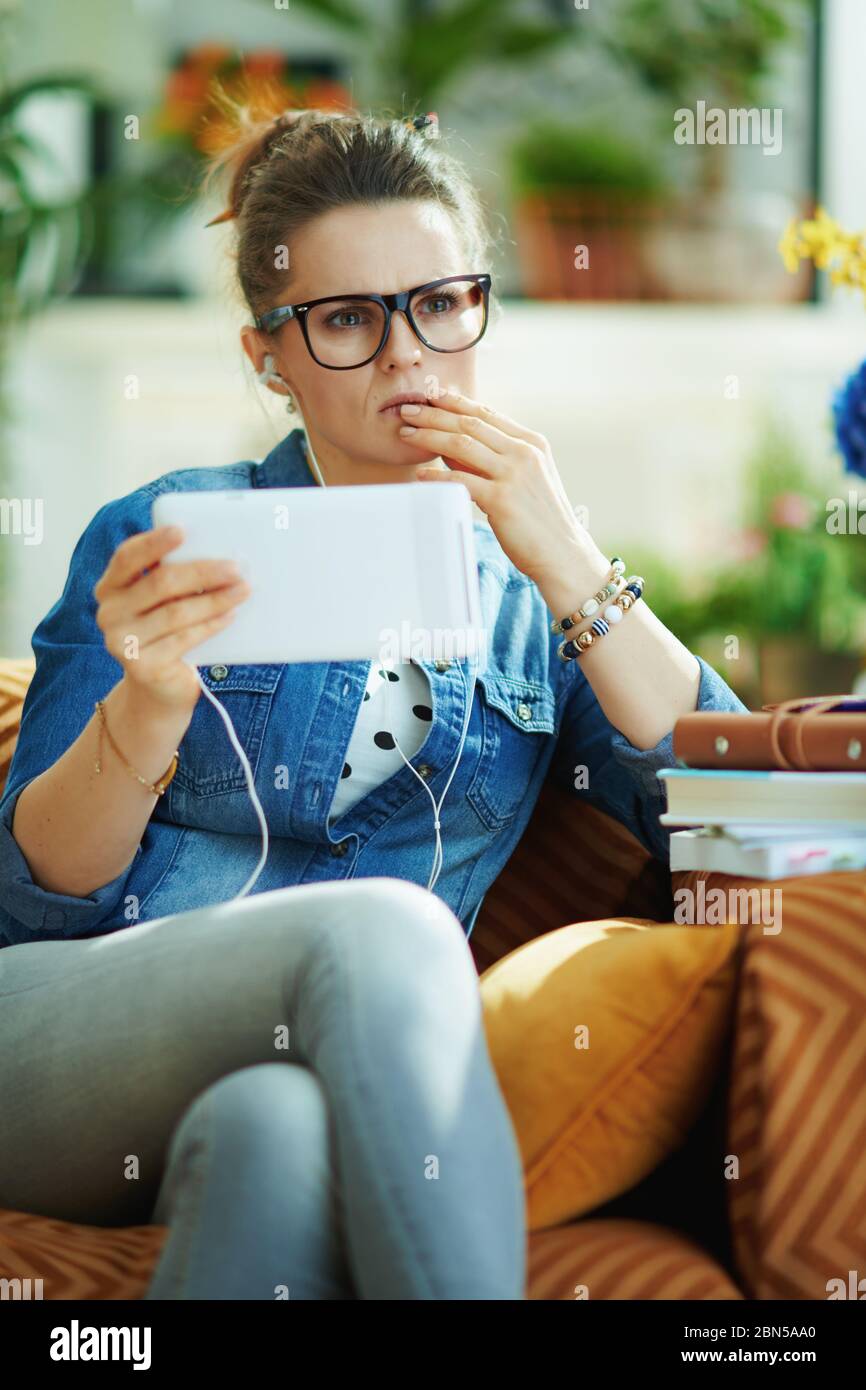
209;664;229;681
516;702;532;721
329;841;348;858
434;659;451;672
417;764;433;779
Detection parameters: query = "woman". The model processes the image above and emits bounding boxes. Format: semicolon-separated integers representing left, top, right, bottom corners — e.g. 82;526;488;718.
0;107;747;1300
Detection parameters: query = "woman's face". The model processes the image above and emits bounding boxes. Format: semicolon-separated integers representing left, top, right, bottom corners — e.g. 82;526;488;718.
241;200;482;483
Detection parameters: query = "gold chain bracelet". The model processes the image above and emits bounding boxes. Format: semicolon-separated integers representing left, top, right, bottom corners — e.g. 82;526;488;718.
94;699;179;796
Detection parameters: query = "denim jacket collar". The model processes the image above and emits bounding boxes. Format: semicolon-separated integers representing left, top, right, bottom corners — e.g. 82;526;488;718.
254;428;320;491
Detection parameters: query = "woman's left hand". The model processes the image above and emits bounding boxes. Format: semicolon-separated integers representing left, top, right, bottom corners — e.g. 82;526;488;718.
400;389;605;594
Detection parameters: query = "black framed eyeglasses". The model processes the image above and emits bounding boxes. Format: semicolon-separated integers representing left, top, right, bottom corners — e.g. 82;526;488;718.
253;273;492;370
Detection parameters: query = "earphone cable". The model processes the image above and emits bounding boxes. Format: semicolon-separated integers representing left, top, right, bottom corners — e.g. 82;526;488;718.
195;670;270;899
381;647;474;893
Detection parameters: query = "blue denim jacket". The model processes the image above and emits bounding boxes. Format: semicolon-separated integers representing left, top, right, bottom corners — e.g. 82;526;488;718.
0;427;747;949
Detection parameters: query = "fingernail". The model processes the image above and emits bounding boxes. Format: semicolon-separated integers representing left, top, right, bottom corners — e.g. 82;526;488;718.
399;425;417;435
399;402;422;415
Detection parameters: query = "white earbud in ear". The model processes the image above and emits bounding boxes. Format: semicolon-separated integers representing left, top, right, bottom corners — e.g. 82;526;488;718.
257;352;298;414
257;353;284;387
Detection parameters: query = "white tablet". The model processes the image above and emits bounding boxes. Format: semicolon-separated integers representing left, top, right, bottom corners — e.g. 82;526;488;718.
151;481;485;666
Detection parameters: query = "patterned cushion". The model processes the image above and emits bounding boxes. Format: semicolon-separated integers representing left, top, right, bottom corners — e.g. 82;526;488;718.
527;1218;744;1300
0;1206;167;1300
673;868;866;1300
0;1203;745;1300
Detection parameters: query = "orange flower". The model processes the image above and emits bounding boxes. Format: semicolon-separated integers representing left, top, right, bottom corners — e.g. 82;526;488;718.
154;50;354;155
165;67;211;106
302;79;354;112
154;69;211;138
186;43;236;73
244;51;287;79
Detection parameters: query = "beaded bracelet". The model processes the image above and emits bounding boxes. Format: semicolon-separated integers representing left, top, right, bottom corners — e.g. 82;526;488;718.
550;556;627;635
557;576;646;661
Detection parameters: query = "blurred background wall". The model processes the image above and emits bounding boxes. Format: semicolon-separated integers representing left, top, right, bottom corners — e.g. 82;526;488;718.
1;0;865;708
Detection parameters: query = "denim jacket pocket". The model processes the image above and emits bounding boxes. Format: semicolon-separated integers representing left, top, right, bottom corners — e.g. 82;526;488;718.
466;671;557;831
172;663;283;796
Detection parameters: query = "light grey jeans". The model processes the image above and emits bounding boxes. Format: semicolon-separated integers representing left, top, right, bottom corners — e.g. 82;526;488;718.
0;877;526;1299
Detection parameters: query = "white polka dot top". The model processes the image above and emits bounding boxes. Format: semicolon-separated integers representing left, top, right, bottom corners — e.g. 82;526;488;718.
327;658;434;822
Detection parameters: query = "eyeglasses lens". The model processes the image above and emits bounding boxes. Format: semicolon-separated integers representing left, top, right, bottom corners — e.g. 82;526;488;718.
306;279;486;367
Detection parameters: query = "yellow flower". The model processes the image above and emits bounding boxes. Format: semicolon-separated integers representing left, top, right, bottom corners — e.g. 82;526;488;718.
778;218;803;273
779;207;866;300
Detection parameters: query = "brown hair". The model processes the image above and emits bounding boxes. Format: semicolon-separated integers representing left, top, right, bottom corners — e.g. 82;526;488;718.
199;97;497;326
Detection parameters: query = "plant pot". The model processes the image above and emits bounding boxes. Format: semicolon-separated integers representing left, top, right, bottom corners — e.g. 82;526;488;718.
513;187;814;303
758;638;862;706
513;190;665;300
642;191;814;304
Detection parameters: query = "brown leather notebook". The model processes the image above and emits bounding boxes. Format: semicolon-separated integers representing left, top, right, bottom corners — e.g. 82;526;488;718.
673;694;866;772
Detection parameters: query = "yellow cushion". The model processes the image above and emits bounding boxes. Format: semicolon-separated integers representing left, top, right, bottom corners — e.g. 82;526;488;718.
479;917;740;1232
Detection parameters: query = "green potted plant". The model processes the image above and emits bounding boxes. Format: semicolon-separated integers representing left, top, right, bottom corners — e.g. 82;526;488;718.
623;422;866;705
611;0;816;302
508;121;668;299
736;428;866;701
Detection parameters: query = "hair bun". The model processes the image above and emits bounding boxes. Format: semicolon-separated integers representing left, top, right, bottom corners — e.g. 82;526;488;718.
269;109;302;137
204;107;308;228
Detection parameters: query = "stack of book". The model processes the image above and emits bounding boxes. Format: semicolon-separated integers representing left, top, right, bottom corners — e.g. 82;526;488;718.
659;698;866;880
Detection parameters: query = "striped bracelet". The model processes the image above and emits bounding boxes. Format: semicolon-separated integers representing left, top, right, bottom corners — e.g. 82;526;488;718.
557;576;646;661
550;557;627;635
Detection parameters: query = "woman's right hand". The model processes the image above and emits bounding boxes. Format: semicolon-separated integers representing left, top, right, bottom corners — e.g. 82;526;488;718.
93;525;251;714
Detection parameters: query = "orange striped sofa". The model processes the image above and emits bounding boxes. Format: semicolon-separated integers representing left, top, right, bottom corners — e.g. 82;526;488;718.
1;656;864;1300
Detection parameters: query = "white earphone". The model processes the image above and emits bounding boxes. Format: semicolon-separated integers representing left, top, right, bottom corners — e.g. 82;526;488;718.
257;353;297;415
256;352;282;387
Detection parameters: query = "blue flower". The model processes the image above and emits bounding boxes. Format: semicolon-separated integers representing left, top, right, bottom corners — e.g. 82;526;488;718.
833;360;866;478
